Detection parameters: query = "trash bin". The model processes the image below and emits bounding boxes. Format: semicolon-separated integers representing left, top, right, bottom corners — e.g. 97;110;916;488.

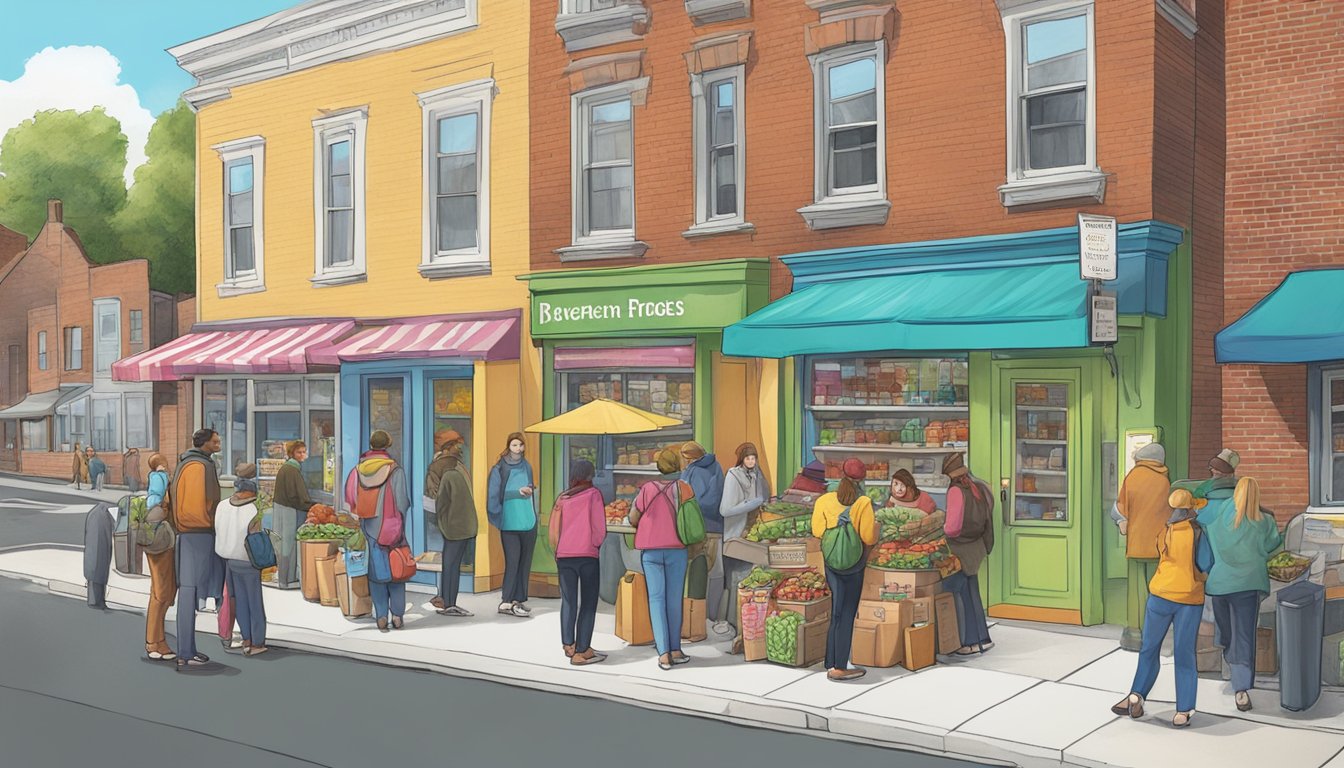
1276;580;1326;712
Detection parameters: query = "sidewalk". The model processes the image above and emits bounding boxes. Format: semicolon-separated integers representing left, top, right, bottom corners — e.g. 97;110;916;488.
3;546;1343;768
0;472;129;505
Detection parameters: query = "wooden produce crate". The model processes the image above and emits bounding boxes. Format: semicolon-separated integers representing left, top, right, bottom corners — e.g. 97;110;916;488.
765;613;828;668
775;594;831;623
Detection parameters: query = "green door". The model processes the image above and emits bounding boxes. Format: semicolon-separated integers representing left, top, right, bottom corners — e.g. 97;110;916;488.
991;366;1091;624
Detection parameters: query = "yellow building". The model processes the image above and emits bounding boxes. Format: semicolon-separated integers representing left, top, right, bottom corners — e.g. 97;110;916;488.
116;0;540;595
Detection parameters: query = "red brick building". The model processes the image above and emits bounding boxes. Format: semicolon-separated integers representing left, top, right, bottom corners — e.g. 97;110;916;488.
0;200;195;483
1218;1;1344;521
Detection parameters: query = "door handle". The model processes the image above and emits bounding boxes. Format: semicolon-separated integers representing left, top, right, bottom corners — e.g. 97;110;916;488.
1000;478;1011;526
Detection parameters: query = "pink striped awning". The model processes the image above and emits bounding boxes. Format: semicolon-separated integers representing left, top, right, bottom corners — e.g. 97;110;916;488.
111;321;356;382
554;344;695;370
308;311;520;364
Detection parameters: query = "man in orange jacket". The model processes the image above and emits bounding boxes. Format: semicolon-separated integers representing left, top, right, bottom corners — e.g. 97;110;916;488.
170;428;223;670
1112;442;1173;651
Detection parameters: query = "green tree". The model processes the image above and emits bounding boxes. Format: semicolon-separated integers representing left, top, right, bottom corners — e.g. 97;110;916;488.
0;108;129;263
115;100;195;294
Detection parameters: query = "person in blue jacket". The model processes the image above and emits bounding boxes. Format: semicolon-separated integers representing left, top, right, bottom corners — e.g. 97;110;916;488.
488;432;537;618
680;442;725;620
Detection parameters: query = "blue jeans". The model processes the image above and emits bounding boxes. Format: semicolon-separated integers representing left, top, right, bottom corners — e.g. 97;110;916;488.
824;567;864;670
227;560;266;647
641;548;688;656
369;580;406;621
945;571;992;648
1130;595;1202;712
1212;590;1261;693
558;556;600;652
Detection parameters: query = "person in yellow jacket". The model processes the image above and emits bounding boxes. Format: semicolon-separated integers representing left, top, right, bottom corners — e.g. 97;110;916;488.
1111;488;1213;728
811;458;878;682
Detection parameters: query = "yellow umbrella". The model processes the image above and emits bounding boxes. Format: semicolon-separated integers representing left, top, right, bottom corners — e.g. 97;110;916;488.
525;398;682;435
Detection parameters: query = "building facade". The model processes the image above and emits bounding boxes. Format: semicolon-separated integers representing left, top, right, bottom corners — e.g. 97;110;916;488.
525;0;1224;626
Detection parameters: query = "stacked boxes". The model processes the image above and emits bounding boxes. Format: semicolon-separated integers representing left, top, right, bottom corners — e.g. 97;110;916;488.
812;358;969;407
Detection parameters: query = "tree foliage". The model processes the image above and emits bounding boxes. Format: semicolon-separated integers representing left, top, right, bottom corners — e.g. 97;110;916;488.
115;100;196;294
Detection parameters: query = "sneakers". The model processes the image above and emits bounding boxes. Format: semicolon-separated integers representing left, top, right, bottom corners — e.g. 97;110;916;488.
500;601;530;618
498;602;514;615
437;605;473;617
175;654;210;671
513;602;532;616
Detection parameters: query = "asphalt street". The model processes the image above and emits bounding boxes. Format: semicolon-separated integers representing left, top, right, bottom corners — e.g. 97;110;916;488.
0;478;994;768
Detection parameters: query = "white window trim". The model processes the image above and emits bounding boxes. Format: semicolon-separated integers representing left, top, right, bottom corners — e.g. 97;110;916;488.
418;78;495;280
561;79;650;262
311;108;369;287
91;394;122;453
798;41;891;231
37;331;47;371
686;65;750;237
1316;366;1344;506
124;393;152;449
92;298;121;379
212;136;266;296
998;0;1106;208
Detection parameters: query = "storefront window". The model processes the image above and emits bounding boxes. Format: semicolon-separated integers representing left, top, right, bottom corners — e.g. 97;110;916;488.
69;397;88;445
92;398;119;451
231;380;248;474
1323;372;1344;504
21;419;48;451
125;395;151;449
1013;382;1069;521
306;380;336;493
807;355;969;502
200;376;337;490
367;378;405;464
202;381;230;474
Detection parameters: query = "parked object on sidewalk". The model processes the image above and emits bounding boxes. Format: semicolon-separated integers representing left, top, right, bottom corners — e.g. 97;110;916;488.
616;570;654;646
335;555;372;618
83;502;114;607
1256;626;1278;675
111;496;144;576
1276;580;1326;712
903;623;936;671
300;539;340;601
316;555;340;606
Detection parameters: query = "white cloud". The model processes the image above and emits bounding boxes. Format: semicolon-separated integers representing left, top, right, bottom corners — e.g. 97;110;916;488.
0;46;154;187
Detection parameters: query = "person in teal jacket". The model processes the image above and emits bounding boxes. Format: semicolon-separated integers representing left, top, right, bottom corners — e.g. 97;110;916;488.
1197;476;1282;712
487;432;537;618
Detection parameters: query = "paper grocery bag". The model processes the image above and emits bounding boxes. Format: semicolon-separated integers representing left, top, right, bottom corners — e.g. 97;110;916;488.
902;624;936;671
616;571;654;646
316;555;340;607
335;556;372;618
681;597;707;642
300;540;339;602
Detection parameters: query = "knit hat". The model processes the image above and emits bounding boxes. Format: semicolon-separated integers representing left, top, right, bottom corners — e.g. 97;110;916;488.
434;429;463;451
842;458;866;481
656;446;682;475
370;430;393;451
1210;448;1240;475
569;459;595;485
233;462;257;479
234;477;259;494
1134;442;1165;463
942;452;969;479
680;441;707;460
735;442;758;467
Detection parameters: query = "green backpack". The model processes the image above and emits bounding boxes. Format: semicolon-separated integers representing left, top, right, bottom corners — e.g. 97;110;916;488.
822;505;863;571
664;481;706;547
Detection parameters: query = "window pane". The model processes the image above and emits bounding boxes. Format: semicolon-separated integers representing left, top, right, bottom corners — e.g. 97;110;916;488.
590;120;632;164
126;396;149;448
437;154;478;195
304;409;335;491
256;380;302;407
438;113;478;155
255;411;302;464
92;399;118;451
329;173;351;208
711;147;736;216
1332;378;1344;407
228;190;253;227
1332;398;1344;502
1026;14;1087;65
1027;89;1085;125
711;82;735;146
591;99;631;124
832;124;878;152
833;146;879;189
436;195;479;251
230;228;255;274
829;58;876;101
228;161;253;193
307;379;335;408
1028;50;1087;90
1028;124;1086;169
586;166;633;231
830;92;877;126
328;140;351;176
231;379;248;473
326;210;354;266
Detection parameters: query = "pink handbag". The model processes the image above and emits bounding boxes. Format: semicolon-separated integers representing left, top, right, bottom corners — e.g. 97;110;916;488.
217;579;235;640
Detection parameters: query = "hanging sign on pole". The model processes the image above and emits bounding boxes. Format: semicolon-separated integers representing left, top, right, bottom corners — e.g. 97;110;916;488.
1078;213;1118;281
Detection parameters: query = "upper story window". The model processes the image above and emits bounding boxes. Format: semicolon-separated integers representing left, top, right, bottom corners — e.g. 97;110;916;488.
579;95;634;240
998;1;1105;208
312;109;368;286
212;136;266;296
418;79;495;279
64;326;82;371
93;299;120;376
129;310;143;349
687;67;749;236
37;331;47;371
555;0;650;54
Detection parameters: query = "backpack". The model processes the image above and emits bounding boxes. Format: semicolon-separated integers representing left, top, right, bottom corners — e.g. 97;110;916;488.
245;529;278;570
951;479;994;544
821;505;863;571
658;480;706;547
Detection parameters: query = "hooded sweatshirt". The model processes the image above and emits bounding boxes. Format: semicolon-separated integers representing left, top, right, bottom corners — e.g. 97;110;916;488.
681;453;725;533
720;465;770;541
1117;459;1173;559
344;451;408;536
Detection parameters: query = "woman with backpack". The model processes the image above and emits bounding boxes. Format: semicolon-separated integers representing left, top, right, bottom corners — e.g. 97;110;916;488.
550;459;607;666
347;431;411;632
214;463;268;656
630;447;698;671
487;432;538;618
812;458;877;682
942;453;996;656
143;453;176;661
1111;488;1213;728
1197;476;1281;712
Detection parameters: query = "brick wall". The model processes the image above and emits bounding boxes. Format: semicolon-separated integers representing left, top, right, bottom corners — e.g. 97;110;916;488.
1223;0;1344;519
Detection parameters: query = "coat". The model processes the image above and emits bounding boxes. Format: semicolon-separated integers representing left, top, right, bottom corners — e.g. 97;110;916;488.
681;453;726;533
273;459;313;512
73;450;89;482
349;452;409;584
945;479;994;576
83;503;114;584
1197;498;1283;596
435;460;479;541
720;465;770;542
1117;460;1173;559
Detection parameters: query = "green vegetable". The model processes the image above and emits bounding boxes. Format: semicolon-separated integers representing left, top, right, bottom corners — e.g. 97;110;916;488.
766;611;806;664
739;567;783;589
745;515;811;542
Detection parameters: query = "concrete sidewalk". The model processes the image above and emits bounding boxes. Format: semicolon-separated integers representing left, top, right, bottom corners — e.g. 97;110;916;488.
3;546;1343;768
0;472;129;505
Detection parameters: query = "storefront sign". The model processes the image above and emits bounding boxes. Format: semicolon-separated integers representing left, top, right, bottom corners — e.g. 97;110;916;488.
537;297;687;326
1078;213;1118;281
531;286;747;337
1090;291;1118;344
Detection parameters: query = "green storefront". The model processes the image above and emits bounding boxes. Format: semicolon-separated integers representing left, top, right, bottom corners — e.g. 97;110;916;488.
724;222;1191;627
520;258;772;589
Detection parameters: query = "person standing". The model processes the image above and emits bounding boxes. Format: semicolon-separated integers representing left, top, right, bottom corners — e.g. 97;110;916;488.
425;429;465;610
631;448;696;670
169;428;224;670
553;459;608;665
272;440;317;589
82;502;114;609
87;448;107;492
72;442;89;490
434;438;477;617
347;430;410;632
123;448;142;494
885;469;938;515
1111;442;1173;651
487;432;537;618
942;453;996;656
1111;488;1213;728
1175;448;1240;501
1198;477;1282;712
215;463;268;656
719;442;770;648
680;442;725;621
812;458;877;681
143;453;176;661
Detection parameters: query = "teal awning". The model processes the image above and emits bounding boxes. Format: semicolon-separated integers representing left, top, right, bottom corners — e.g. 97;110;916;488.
1216;269;1344;364
722;262;1088;358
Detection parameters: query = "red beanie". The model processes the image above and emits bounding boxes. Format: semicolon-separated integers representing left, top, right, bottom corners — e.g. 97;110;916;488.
842;458;866;481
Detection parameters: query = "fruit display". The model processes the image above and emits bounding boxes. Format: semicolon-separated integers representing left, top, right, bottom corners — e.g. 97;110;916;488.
605;499;631;525
869;538;951;570
760;501;810;518
773;570;829;602
740;567;784;589
305;504;352;527
745;515;811;542
1268;551;1312;582
765;610;806;664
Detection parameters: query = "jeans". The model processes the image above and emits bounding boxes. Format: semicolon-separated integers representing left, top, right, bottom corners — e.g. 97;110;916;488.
1212;590;1261;693
1127;558;1160;633
175;533;222;660
1131;595;1202;712
145;549;176;647
227;560;266;647
722;556;749;632
558;557;600;652
272;503;302;589
369;580;407;620
642;548;689;656
87;582;106;608
825;567;864;670
945;571;992;648
438;537;475;606
500;527;537;604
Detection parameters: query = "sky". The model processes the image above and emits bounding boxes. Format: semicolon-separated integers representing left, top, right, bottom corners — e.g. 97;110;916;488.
0;0;297;184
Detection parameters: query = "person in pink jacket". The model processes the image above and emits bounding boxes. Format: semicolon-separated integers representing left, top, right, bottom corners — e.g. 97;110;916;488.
553;459;608;666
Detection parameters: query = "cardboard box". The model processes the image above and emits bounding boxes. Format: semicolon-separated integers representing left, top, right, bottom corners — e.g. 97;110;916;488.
739;585;774;661
856;598;913;625
334;557;372;618
300;539;340;602
681;597;707;642
315;555;340;607
862;567;943;601
1197;620;1216;651
852;619;903;668
903;623;937;671
1197;647;1223;674
767;615;829;668
616;571;654;646
1256;626;1277;675
908;596;934;625
767;537;821;569
722;538;770;566
776;594;831;623
933;592;961;655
